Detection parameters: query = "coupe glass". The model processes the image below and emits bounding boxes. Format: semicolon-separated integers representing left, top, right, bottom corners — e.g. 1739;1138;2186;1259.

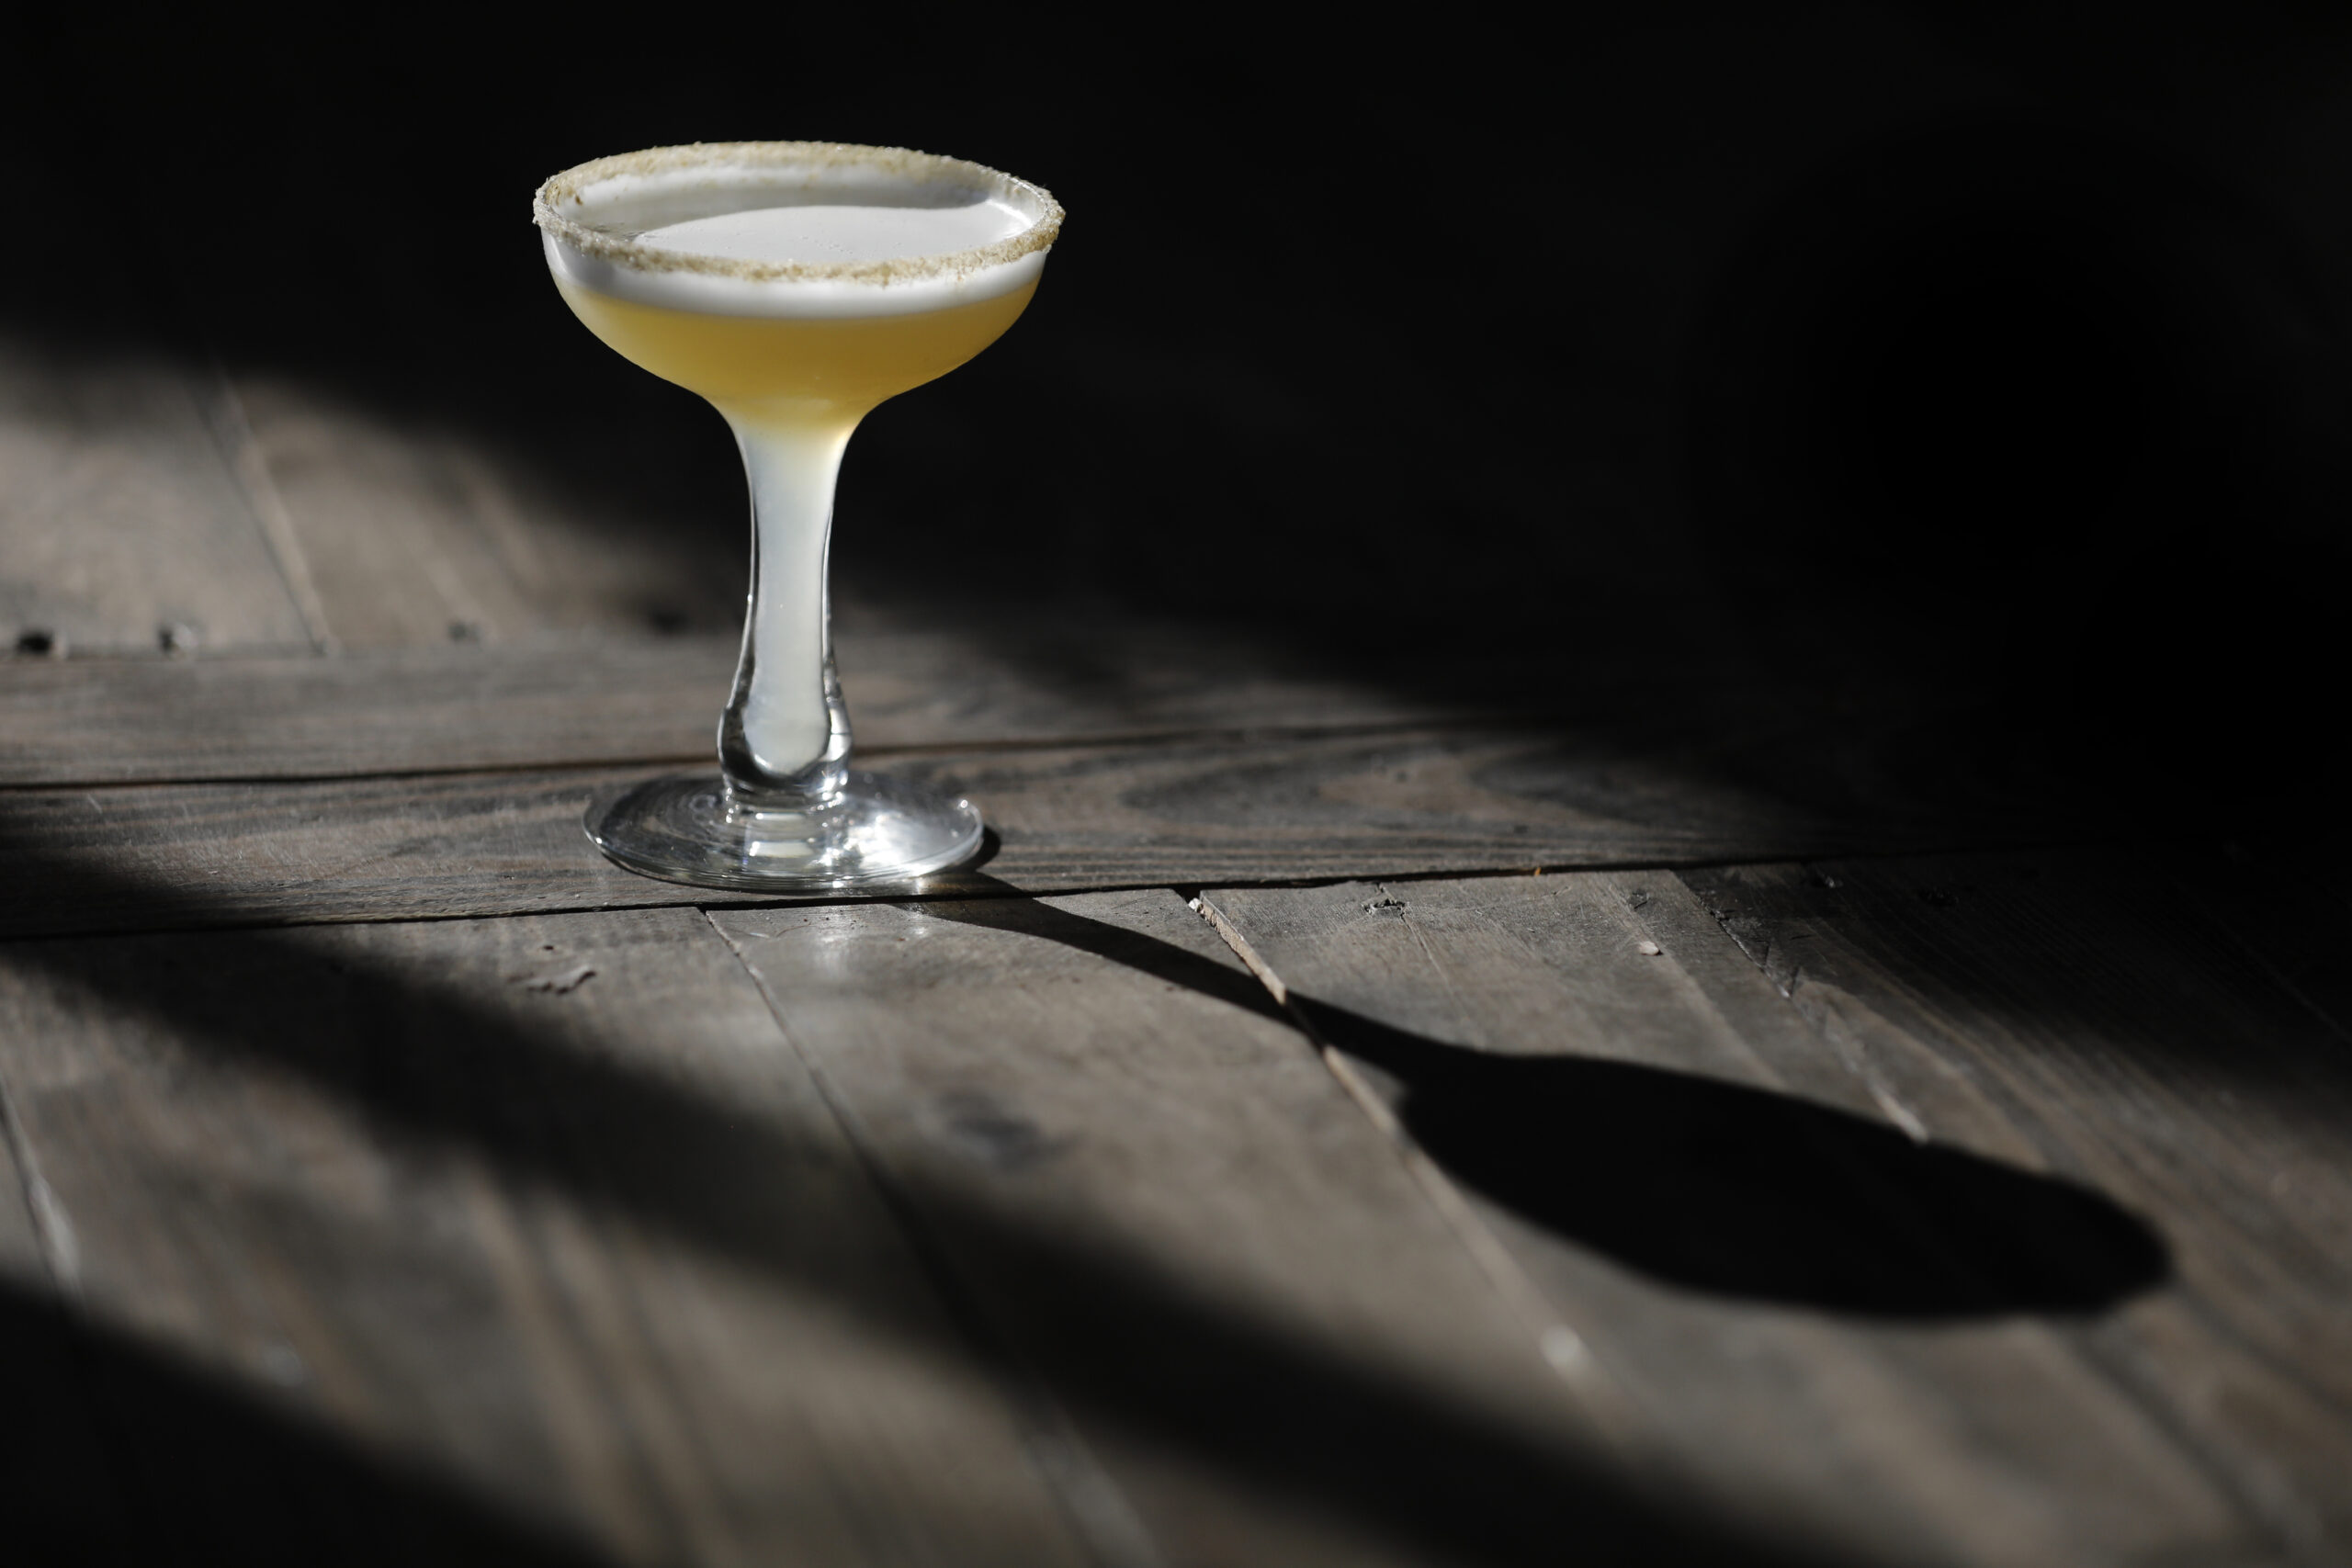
534;142;1059;889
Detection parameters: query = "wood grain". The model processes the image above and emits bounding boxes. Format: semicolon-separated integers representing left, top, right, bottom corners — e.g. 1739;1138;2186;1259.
1678;852;2352;1552
0;906;1096;1565
222;375;746;649
0;721;2057;938
0;958;139;1563
2168;837;2352;1055
0;332;313;656
0;622;1480;788
1200;873;2263;1568
712;888;1786;1566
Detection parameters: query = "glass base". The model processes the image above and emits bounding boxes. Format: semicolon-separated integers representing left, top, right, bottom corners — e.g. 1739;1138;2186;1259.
584;771;983;892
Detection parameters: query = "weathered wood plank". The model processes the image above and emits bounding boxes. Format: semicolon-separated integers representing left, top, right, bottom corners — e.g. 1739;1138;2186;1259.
711;888;1798;1566
1677;853;2352;1552
223;374;746;649
0;906;1097;1565
0;331;314;656
1199;874;2262;1567
0;986;141;1563
0;638;726;785
0;725;2054;938
2169;838;2352;1055
0;623;1478;787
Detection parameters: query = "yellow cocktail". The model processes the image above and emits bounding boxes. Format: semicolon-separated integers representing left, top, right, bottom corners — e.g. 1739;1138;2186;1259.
536;141;1061;888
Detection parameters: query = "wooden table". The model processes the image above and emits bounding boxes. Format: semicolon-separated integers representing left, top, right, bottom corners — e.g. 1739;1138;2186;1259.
4;298;2348;1568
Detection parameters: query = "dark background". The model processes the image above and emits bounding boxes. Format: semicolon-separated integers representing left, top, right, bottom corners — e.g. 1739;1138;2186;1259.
17;2;2352;822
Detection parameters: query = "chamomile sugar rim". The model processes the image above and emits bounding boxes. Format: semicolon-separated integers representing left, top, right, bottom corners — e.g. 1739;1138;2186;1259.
534;141;1061;287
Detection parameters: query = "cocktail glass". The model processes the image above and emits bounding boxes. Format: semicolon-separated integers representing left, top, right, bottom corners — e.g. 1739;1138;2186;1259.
534;142;1060;889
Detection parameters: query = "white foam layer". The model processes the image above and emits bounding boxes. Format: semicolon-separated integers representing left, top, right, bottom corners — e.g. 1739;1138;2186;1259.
641;200;1033;265
544;233;1046;319
536;142;1060;320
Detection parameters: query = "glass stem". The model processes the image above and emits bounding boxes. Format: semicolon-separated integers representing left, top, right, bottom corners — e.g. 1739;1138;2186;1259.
717;415;857;810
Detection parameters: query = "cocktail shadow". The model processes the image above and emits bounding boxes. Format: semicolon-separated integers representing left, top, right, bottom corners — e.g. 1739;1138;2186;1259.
922;886;2168;1320
1294;998;2169;1318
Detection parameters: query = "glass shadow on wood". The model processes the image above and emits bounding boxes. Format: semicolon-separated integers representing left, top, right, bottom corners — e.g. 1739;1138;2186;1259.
0;840;1809;1568
1294;999;2168;1318
929;888;2169;1321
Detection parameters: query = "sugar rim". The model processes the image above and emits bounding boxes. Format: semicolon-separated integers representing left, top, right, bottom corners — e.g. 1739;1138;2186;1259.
533;141;1063;287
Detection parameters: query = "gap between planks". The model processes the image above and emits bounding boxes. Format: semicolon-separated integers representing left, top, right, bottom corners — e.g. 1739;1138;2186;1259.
0;716;1544;796
698;906;1167;1568
0;841;2110;947
1187;890;1639;1430
0;728;2084;941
